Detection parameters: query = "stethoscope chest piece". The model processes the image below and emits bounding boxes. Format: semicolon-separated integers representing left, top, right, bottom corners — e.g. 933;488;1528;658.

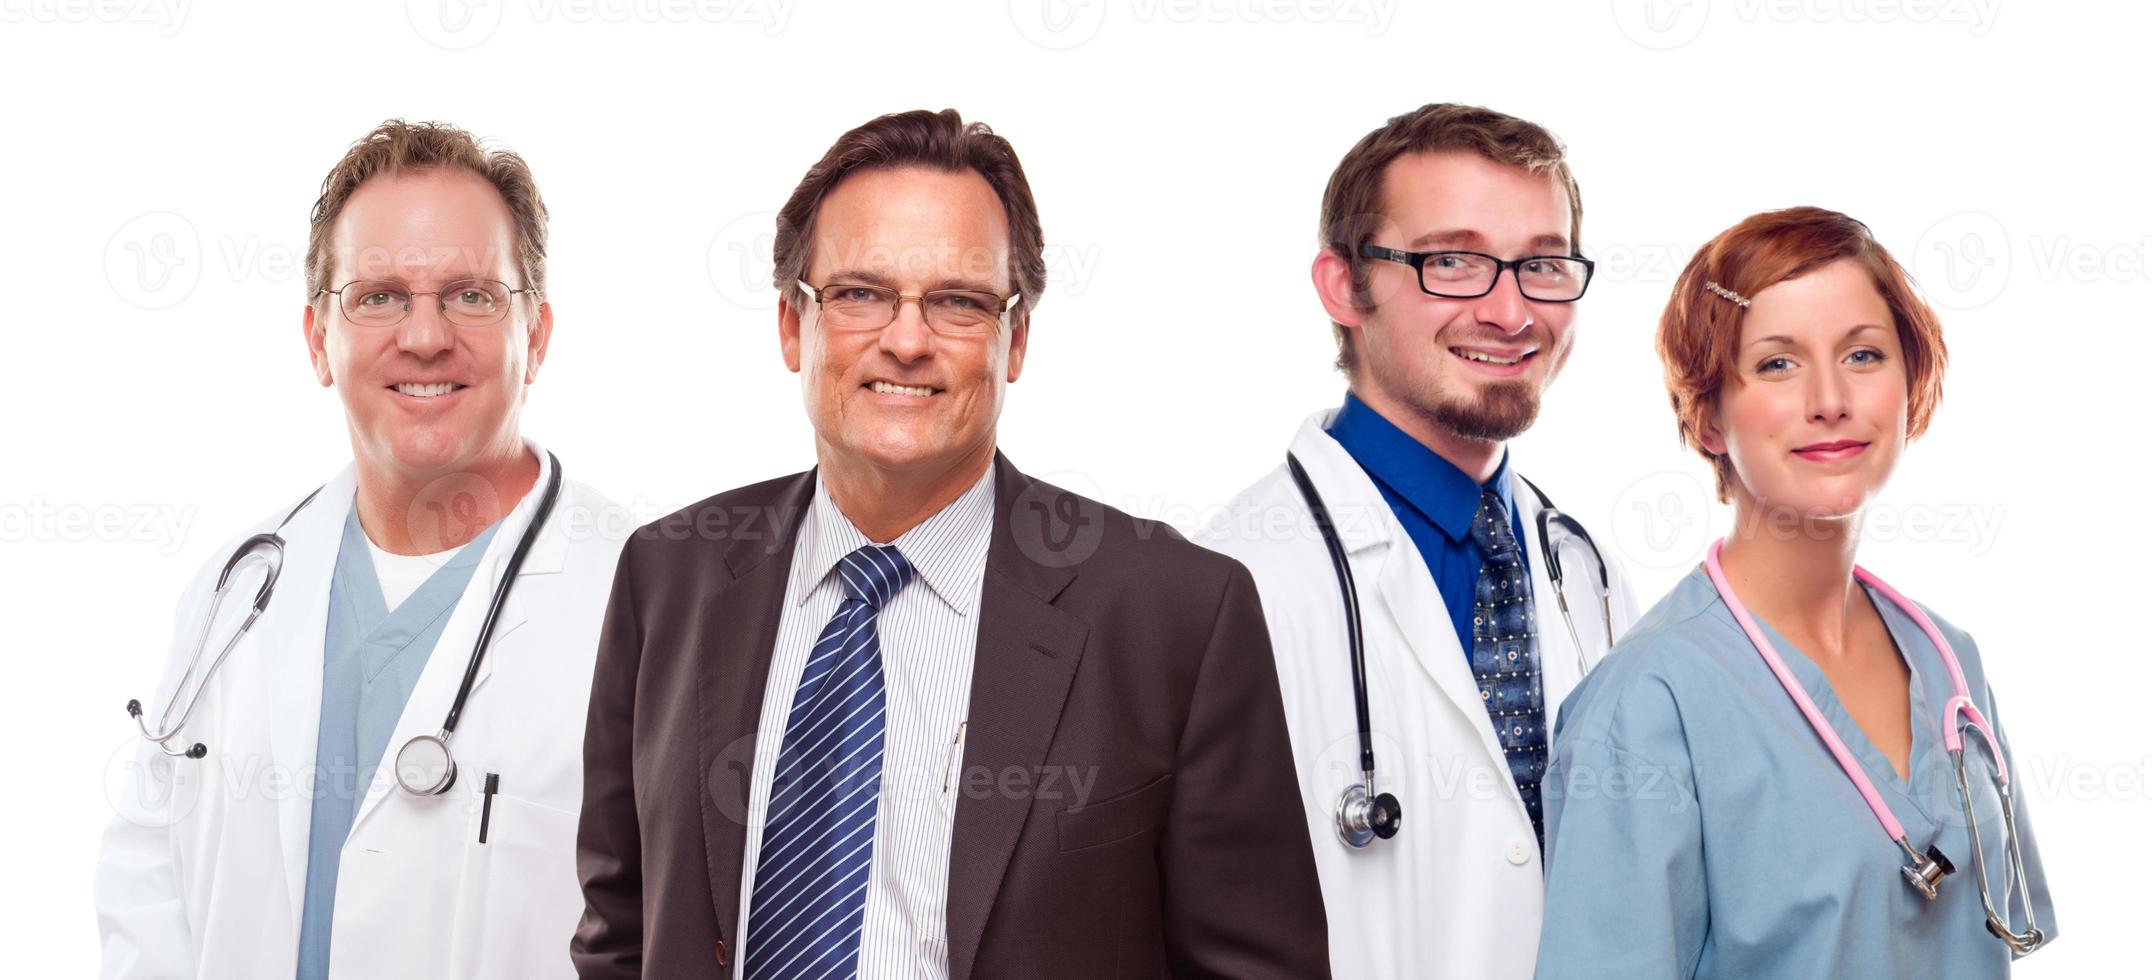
1336;782;1402;849
1898;838;1955;900
394;731;458;796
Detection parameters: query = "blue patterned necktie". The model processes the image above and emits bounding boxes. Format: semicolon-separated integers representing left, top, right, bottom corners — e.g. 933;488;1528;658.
745;544;915;980
1469;490;1549;845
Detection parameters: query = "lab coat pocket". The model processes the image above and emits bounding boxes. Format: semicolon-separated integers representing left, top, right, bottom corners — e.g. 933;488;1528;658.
1056;772;1174;852
448;791;583;979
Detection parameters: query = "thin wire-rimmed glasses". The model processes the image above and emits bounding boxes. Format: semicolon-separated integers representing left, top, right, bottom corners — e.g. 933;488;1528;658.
313;278;539;328
1357;244;1595;302
796;280;1020;336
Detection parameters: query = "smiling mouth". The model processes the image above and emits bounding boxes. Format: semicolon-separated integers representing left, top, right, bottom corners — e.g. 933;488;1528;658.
866;380;939;397
390;383;466;398
1792;440;1870;461
1451;346;1537;367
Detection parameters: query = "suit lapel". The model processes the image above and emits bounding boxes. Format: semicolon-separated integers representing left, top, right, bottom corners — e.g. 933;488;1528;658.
946;456;1089;980
700;469;815;945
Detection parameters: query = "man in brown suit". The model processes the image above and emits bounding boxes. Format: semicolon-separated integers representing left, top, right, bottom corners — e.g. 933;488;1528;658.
570;109;1327;979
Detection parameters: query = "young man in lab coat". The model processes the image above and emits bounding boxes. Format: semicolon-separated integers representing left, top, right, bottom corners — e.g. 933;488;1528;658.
1195;103;1640;980
95;119;631;979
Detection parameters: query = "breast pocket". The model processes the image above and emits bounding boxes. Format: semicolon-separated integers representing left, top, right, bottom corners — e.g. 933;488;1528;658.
1056;772;1174;853
448;791;584;979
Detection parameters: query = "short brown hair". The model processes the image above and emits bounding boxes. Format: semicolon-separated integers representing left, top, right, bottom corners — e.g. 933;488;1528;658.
1659;206;1949;502
305;118;549;300
773;109;1044;317
1318;103;1582;375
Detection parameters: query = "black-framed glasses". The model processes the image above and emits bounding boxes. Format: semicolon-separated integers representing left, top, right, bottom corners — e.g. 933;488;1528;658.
1358;244;1595;302
796;280;1020;336
312;278;539;328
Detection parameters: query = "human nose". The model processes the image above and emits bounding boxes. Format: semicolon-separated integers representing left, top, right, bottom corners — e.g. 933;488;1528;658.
394;291;456;357
877;295;934;363
1469;267;1534;336
1808;360;1853;423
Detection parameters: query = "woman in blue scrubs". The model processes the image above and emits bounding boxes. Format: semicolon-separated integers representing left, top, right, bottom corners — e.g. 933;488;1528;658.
1535;207;2056;979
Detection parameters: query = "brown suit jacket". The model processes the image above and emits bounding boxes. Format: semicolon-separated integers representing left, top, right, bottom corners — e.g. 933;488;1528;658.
571;454;1328;978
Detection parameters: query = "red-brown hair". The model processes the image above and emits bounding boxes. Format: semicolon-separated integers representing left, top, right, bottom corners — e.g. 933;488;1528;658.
1660;206;1948;502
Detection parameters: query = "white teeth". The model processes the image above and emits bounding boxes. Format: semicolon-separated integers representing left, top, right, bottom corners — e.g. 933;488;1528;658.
394;383;460;398
869;381;935;397
1456;350;1525;365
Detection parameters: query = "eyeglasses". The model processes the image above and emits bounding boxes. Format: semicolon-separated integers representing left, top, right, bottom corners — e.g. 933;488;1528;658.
796;280;1020;336
313;278;538;328
1357;244;1595;303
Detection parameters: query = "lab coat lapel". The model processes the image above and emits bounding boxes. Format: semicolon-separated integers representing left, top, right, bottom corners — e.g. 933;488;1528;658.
946;456;1087;980
262;464;355;942
1288;419;1513;777
346;448;565;838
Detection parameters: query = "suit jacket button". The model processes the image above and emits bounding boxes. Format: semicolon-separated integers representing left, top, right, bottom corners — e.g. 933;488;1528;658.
715;937;729;965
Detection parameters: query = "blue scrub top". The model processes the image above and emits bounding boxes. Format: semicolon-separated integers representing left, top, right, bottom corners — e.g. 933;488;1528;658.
295;507;500;980
1537;566;2057;979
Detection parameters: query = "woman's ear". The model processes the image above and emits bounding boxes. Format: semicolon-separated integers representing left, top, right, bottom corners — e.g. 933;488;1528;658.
1698;416;1726;456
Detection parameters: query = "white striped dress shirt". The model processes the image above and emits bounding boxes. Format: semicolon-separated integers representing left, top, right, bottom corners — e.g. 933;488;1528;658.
734;465;995;980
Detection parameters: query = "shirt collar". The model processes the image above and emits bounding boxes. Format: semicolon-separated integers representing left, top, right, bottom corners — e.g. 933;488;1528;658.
1325;390;1515;542
791;463;997;616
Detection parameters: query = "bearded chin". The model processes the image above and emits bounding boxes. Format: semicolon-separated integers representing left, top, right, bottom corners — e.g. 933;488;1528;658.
1429;381;1541;442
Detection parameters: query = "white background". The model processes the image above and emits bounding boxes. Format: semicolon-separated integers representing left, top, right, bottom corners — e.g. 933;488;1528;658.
4;0;2143;974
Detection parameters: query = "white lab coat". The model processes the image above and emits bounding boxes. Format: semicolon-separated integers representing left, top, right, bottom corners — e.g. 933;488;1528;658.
1194;411;1641;980
95;443;631;980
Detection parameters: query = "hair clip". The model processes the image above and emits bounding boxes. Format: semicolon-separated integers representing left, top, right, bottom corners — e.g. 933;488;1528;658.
1704;280;1751;308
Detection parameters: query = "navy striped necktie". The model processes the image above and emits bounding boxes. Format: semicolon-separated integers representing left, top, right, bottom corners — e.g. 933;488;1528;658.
745;544;914;979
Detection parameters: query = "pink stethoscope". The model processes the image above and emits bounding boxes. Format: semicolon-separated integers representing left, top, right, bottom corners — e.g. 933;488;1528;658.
1703;538;2047;954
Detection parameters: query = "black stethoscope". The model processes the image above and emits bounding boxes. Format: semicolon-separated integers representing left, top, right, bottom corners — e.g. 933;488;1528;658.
1284;451;1612;849
128;451;562;799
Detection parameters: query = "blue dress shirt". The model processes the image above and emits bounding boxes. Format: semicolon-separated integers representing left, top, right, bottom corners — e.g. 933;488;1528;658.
1325;391;1527;657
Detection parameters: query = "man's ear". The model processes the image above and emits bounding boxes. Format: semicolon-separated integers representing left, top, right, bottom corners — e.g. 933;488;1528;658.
779;294;804;373
1310;247;1366;330
524;300;554;384
303;302;332;387
1005;310;1029;383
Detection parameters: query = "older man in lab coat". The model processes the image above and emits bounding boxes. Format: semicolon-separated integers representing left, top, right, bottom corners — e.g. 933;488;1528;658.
95;119;631;979
1197;103;1641;979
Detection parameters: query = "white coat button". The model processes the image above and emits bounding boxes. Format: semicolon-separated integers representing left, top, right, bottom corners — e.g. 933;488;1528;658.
1505;840;1533;866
